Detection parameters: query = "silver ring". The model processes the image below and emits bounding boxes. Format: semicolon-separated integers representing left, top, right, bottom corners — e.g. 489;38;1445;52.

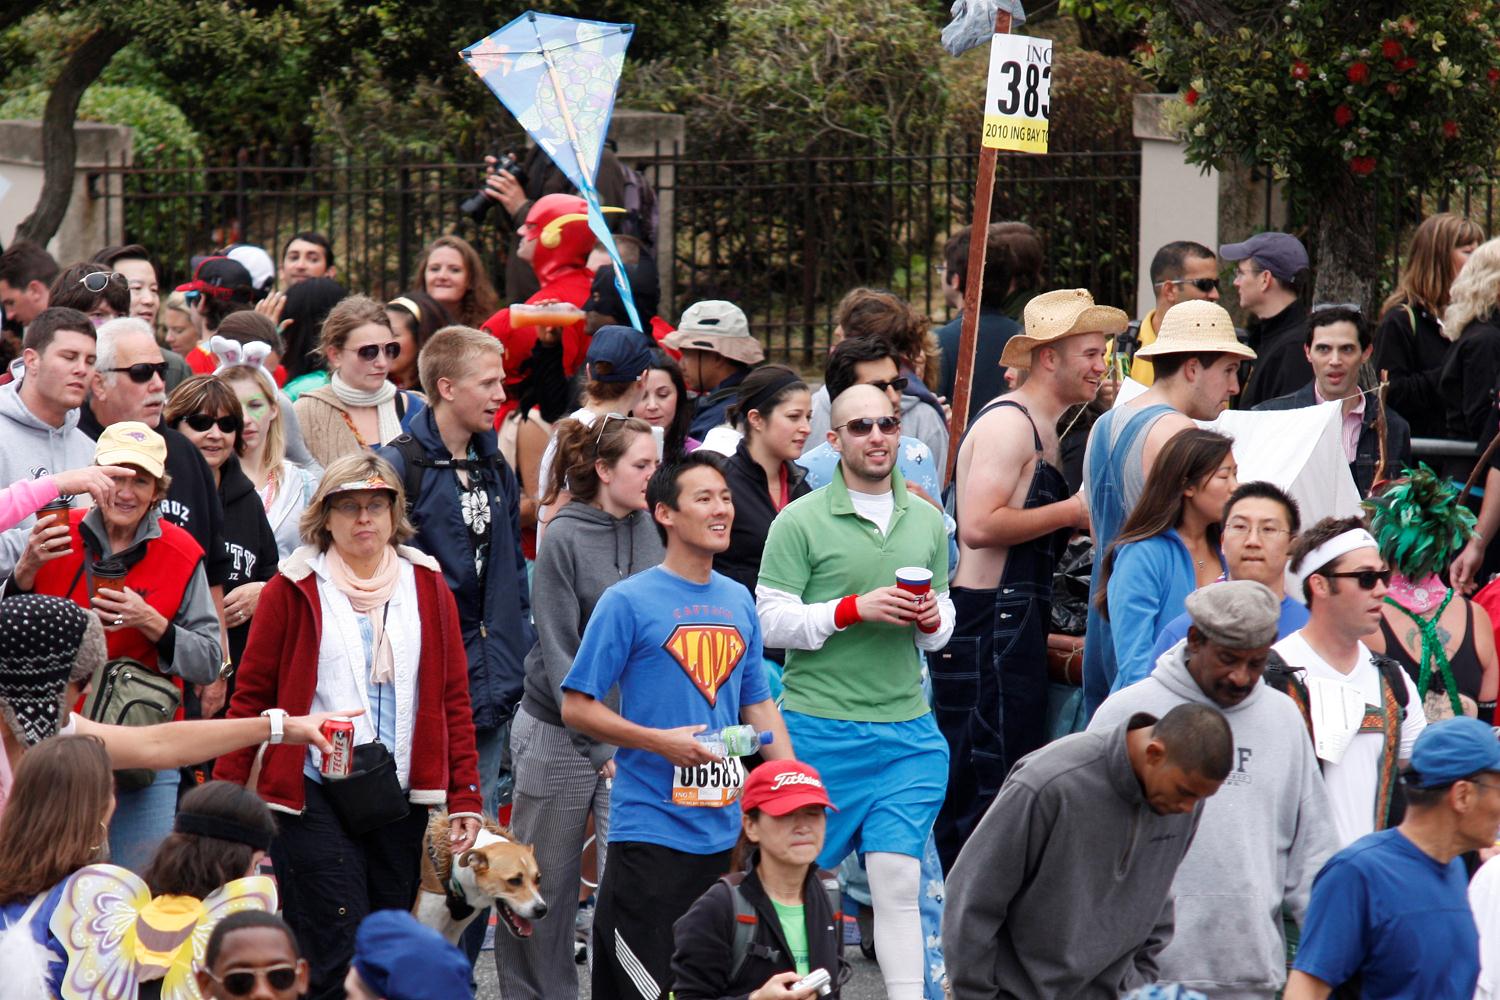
113;617;123;627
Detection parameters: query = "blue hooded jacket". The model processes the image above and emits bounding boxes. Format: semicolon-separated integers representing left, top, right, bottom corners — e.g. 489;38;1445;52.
379;407;534;730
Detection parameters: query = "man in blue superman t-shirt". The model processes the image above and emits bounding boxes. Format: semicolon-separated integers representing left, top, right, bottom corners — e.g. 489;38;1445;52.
563;451;793;1000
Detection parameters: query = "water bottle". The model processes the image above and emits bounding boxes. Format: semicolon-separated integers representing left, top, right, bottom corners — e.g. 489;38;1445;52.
694;725;773;757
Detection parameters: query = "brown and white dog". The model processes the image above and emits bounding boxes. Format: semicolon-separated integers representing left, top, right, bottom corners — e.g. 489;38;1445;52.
414;812;547;945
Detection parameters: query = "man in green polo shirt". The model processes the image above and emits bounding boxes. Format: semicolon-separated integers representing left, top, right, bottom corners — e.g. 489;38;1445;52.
755;383;952;1000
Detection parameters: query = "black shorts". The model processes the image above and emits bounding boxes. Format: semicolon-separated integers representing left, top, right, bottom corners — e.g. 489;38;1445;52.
591;840;733;1000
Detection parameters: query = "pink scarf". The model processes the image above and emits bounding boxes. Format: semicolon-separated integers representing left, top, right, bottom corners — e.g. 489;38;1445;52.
324;545;400;683
1386;572;1448;615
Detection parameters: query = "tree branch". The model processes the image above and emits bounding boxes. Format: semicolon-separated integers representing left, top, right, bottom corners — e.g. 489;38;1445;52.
15;26;131;247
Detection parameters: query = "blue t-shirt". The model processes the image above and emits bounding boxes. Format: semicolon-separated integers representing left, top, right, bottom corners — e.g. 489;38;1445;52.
561;566;770;854
1294;828;1478;998
1150;593;1310;663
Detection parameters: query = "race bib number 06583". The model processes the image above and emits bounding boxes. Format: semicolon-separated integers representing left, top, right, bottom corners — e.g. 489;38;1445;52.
982;34;1052;154
672;756;747;808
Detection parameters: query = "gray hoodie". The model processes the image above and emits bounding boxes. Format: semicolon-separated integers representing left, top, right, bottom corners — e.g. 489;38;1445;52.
806;383;950;469
1088;642;1337;999
0;381;97;577
944;713;1202;1000
518;500;665;768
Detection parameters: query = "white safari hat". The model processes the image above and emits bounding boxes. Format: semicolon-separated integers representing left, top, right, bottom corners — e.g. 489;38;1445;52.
1000;288;1128;368
1135;300;1256;360
664;301;765;365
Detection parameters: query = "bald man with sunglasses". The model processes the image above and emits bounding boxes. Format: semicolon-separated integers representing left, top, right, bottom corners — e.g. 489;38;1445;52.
1272;515;1425;846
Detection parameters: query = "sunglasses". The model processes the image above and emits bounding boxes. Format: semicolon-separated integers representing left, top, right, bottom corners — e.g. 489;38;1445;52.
80;270;126;293
183;413;241;434
1311;301;1364;318
865;377;910;394
1320;568;1392;590
354;342;401;363
1156;277;1220;294
207;965;299;996
595;411;628;447
835;415;902;436
105;361;169;384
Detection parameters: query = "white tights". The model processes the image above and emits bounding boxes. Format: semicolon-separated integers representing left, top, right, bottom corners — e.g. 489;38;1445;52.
866;851;924;1000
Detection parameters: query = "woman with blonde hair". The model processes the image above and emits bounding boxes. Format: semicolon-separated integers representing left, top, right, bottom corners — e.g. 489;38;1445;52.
217;451;482;999
1374;213;1483;440
294;296;426;466
412;235;499;329
1439;237;1500;443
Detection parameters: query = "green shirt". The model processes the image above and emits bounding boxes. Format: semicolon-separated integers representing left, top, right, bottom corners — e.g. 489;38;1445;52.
758;466;948;722
770;898;810;976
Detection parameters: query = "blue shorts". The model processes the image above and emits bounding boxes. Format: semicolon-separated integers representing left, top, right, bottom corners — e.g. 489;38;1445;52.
783;710;948;865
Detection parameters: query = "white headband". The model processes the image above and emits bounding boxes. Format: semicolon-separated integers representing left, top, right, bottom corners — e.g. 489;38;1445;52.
1293;528;1379;593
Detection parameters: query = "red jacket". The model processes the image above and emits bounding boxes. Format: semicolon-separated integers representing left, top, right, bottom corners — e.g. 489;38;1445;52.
214;546;483;818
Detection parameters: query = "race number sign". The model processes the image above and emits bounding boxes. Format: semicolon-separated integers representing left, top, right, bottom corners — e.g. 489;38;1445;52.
981;34;1052;153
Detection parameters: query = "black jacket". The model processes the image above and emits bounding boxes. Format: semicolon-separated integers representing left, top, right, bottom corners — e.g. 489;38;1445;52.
1372;301;1451;440
1254;382;1412;497
671;855;846;1000
1441;317;1500;442
715;439;809;596
217;455;279;668
1239;301;1311;409
79;403;230;587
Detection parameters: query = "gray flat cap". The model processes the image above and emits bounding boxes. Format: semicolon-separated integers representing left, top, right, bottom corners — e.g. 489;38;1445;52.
1185;580;1280;649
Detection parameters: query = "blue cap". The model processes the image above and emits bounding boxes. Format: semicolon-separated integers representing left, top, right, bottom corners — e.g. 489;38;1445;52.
350;911;470;1000
1218;232;1309;285
585;325;653;383
1407;716;1500;788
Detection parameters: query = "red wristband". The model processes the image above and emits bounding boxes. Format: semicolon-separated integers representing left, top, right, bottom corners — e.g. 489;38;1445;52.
834;594;862;630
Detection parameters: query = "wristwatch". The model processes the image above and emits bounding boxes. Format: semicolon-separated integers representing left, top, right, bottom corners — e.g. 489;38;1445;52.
217;658;235;681
261;708;288;745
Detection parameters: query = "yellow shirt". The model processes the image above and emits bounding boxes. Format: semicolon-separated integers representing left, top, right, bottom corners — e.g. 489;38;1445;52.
1119;309;1158;385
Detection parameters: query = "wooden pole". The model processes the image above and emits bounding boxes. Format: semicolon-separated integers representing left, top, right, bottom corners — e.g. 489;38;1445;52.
944;8;1013;484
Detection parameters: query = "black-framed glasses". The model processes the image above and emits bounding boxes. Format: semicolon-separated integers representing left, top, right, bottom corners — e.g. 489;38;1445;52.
80;271;126;293
183;412;241;434
105;361;169;384
1155;277;1220;294
354;342;401;363
1320;568;1392;590
835;415;901;437
207;965;299;996
864;377;910;395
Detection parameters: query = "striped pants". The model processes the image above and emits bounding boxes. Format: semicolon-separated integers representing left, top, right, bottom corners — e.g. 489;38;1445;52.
494;707;612;999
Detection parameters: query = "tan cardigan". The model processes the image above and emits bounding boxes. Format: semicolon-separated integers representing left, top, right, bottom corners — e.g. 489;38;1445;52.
293;385;426;468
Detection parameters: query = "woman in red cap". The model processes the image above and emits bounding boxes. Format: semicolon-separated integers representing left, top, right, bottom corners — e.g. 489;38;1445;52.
671;760;848;999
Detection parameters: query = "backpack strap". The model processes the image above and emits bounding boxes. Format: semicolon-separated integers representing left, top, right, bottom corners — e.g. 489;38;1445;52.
1262;651;1315;749
387;435;428;516
1371;653;1410;713
725;873;758;983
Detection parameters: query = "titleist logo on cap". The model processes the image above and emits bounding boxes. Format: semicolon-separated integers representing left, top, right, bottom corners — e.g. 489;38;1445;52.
771;772;823;791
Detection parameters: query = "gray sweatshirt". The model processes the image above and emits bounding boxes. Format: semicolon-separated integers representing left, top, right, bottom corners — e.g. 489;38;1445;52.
0;380;98;578
944;713;1202;1000
518;501;664;768
1088;643;1337;999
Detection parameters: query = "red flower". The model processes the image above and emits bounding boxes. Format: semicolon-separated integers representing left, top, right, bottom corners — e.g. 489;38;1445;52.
1184;87;1200;106
1347;62;1371;84
1334;104;1355;127
1395;56;1418;72
1489;68;1500;86
1382;39;1404;60
1386;82;1401;96
1291;61;1311;80
1443;120;1460;139
1350;157;1378;176
1399;16;1418;36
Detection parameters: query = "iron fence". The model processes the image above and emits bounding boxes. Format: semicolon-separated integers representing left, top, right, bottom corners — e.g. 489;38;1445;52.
95;141;1142;367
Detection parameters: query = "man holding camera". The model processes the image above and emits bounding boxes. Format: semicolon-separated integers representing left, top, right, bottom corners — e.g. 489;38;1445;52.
479;146;629;303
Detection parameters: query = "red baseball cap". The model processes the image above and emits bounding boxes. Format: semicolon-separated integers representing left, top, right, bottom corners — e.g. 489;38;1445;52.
741;760;837;816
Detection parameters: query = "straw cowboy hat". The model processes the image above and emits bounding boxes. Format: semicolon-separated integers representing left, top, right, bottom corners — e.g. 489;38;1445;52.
1000;289;1129;368
1135;300;1256;360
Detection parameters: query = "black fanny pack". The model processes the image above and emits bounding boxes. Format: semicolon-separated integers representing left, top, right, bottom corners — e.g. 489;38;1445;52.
321;740;409;835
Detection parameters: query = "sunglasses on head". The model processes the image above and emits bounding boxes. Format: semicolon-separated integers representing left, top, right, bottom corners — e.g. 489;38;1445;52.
80;270;126;294
865;377;909;394
354;342;401;363
1320;568;1392;590
105;361;169;384
1157;277;1220;294
835;415;901;436
183;412;241;434
208;966;299;996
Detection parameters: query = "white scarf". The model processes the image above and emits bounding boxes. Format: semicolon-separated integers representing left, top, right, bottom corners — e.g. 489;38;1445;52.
330;373;402;444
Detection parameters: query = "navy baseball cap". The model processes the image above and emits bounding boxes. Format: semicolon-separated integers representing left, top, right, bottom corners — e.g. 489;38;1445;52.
1407;716;1500;788
585;325;653;383
1218;232;1309;285
583;258;661;328
351;911;470;1000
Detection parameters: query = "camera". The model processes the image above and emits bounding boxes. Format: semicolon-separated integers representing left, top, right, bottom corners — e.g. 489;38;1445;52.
460;151;529;222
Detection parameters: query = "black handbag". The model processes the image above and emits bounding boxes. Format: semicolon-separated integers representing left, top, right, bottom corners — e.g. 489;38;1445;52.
320;604;409;835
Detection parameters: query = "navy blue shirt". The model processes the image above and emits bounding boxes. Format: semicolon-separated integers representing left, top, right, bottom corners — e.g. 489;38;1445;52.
1294;828;1478;998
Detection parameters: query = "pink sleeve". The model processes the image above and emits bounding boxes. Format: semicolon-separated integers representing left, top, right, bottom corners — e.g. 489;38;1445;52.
0;477;60;533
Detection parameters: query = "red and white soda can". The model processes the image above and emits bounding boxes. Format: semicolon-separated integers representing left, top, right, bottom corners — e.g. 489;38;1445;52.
319;717;355;778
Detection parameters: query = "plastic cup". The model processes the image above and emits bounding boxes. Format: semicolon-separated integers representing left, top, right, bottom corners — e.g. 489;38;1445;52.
510;302;585;328
895;566;932;598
